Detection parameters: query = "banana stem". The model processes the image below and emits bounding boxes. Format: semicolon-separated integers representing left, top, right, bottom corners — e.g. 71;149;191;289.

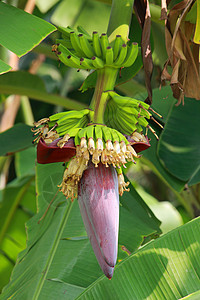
90;67;118;123
90;1;134;124
107;0;134;43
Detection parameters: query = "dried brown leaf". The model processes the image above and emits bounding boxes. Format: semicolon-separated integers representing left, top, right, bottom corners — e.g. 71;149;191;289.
162;0;200;103
134;0;153;104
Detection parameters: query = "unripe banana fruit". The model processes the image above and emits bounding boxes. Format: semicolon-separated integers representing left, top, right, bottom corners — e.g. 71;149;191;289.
31;109;91;145
104;91;163;139
53;26;139;70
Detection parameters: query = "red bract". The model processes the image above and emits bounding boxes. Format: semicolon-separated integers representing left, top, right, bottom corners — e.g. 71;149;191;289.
37;135;150;164
125;134;151;153
78;161;119;279
37;138;76;164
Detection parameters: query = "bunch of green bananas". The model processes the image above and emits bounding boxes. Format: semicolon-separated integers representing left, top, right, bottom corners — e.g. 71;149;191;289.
32;109;91;145
104;91;162;138
52;25;139;70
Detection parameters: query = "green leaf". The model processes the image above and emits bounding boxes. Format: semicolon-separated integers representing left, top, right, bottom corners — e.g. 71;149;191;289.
0;71;87;110
15;147;36;178
0;2;56;57
1;161;161;298
76;217;200;300
36;0;59;13
188;166;200;186
193;0;200;44
158;98;200;182
0;124;33;156
119;180;161;255
185;1;197;24
181;290;200;299
0;163;103;299
137;188;183;234
0;60;12;75
116;54;143;86
142;133;186;192
0;176;35;292
51;0;110;33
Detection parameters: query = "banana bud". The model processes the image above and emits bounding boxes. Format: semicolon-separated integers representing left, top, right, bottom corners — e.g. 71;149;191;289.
78;160;119;278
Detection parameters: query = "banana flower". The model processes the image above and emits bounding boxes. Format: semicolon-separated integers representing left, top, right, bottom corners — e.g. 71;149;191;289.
36;135;150;278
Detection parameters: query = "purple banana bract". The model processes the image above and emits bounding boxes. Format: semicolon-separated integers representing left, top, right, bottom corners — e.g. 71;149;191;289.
78;161;119;279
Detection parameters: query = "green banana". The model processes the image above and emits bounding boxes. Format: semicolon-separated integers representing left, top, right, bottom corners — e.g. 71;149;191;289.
135;123;143;133
78;127;88;139
110;129;120;142
94;125;103;141
80;57;94;69
56;110;89;125
100;33;109;59
78;34;95;58
86;125;95;139
116;115;137;135
102;125;112;141
121;106;140;117
114;129;128;144
122;42;138;67
57;115;88;136
104;101;118;131
66;55;82;69
91;56;105;69
113;35;123;60
109;102;123;133
56;122;78;135
114;44;127;66
67;127;82;137
56;39;72;50
112;102;137;134
108;91;150;110
137;117;149;128
92;31;102;57
56;44;81;68
74;132;80;146
77;25;91;37
105;46;114;65
70;32;85;57
57;25;91;41
49;111;72;122
118;109;138;126
57;25;74;38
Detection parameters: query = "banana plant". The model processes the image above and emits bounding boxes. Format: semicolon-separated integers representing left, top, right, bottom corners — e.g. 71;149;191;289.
31;0;163;279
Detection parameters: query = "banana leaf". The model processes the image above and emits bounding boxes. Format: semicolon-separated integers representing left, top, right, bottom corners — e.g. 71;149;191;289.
77;216;200;300
1;161;161;299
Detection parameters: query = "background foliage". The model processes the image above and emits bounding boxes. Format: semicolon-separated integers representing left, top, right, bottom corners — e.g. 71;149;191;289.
0;0;199;299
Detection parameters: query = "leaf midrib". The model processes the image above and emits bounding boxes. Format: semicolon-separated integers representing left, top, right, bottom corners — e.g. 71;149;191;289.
0;85;87;110
32;200;74;300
